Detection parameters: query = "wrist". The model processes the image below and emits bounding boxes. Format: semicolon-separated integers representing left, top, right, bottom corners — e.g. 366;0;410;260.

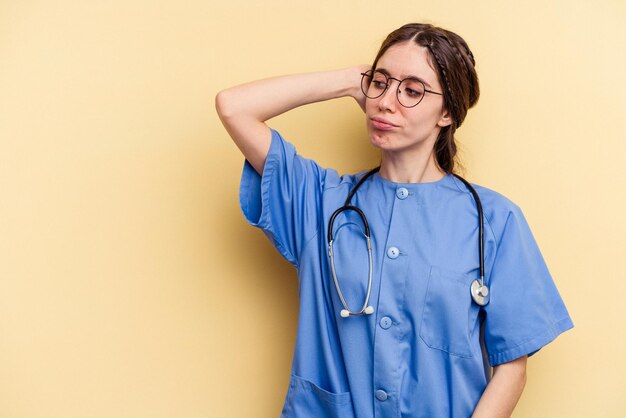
330;67;360;99
342;65;369;110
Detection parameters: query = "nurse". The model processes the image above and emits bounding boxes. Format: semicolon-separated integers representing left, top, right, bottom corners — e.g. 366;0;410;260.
216;23;573;418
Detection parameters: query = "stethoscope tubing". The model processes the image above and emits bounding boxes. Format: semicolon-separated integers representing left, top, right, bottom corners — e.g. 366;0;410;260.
452;174;485;284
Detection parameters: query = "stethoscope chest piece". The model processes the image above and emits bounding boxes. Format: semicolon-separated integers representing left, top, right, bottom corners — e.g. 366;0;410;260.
470;279;490;306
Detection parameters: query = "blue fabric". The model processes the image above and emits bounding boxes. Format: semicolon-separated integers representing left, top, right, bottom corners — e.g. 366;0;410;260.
239;130;573;418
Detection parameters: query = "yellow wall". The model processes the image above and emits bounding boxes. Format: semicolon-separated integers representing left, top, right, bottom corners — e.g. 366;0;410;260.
1;1;625;417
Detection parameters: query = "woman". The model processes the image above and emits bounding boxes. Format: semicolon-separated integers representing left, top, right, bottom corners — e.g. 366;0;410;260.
216;23;572;418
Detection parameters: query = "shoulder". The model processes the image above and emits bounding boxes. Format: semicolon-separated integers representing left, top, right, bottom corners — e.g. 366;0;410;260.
449;176;527;242
474;184;520;216
448;175;520;213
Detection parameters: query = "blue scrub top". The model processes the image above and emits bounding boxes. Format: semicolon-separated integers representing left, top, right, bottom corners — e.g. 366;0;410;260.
239;130;573;418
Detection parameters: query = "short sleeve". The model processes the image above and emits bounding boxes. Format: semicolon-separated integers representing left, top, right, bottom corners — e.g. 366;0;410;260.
239;129;327;267
483;205;574;366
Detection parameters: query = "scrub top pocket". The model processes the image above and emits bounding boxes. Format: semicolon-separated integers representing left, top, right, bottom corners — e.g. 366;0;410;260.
419;266;480;358
281;374;355;418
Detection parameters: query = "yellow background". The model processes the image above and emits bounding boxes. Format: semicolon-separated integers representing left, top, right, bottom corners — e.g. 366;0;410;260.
1;1;625;417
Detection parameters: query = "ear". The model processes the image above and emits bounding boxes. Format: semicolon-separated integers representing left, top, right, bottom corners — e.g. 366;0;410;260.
437;109;453;128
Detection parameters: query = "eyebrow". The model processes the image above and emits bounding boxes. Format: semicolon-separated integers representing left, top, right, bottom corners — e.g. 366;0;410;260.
376;68;434;89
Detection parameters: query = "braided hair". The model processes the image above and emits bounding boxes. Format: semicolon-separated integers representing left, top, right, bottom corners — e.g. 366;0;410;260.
371;23;480;174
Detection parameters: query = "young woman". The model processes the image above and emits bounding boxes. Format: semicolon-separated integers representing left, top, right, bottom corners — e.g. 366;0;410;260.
216;23;573;418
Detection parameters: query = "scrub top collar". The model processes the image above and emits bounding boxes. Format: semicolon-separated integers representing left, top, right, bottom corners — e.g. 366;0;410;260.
372;171;454;189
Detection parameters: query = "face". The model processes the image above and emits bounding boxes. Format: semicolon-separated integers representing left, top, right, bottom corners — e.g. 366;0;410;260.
365;41;451;155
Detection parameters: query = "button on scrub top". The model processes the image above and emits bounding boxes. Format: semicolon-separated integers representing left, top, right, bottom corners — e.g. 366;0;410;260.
239;130;573;418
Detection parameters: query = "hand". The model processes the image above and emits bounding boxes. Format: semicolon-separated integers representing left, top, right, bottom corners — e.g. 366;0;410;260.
352;64;371;112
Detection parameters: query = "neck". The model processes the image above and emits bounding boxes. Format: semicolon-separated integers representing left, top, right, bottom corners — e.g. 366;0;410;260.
379;149;446;183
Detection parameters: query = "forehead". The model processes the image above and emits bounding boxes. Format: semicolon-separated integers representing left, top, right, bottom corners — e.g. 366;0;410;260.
376;42;440;87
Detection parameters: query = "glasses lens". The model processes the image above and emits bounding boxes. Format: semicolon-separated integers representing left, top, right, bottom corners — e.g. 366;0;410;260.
398;79;426;107
361;70;387;99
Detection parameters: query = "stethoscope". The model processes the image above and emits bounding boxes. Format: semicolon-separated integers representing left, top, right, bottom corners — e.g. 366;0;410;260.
327;167;490;318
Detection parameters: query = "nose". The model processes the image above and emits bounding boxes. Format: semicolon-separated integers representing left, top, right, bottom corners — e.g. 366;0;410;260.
377;80;398;111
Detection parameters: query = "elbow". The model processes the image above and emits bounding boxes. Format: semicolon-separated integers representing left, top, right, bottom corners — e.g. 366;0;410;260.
215;89;234;122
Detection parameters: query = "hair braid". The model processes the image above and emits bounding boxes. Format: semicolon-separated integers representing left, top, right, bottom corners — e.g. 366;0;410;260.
425;42;459;128
449;36;480;109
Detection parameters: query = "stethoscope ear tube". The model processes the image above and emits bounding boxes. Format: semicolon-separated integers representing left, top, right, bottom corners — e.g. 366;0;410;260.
327;170;379;318
328;232;374;317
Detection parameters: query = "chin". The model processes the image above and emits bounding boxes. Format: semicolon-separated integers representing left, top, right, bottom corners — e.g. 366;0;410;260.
369;130;397;150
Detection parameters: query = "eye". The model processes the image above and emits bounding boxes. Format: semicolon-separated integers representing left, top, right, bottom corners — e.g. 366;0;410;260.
370;71;388;90
404;87;423;98
401;80;425;98
371;80;387;89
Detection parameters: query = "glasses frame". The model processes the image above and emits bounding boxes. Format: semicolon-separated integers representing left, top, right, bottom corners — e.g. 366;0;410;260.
360;70;443;108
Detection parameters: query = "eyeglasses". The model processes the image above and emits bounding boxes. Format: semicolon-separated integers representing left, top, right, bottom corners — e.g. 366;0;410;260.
360;70;443;108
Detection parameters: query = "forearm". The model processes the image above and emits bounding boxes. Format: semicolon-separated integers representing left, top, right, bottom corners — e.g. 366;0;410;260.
215;67;366;173
216;68;363;123
472;355;528;418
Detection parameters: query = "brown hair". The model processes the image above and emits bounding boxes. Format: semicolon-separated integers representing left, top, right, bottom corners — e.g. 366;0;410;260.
372;23;480;174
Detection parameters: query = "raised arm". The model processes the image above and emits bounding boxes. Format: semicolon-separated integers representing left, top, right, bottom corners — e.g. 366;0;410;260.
215;66;368;174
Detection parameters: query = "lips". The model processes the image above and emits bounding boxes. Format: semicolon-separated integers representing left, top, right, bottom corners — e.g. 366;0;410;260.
370;117;397;131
